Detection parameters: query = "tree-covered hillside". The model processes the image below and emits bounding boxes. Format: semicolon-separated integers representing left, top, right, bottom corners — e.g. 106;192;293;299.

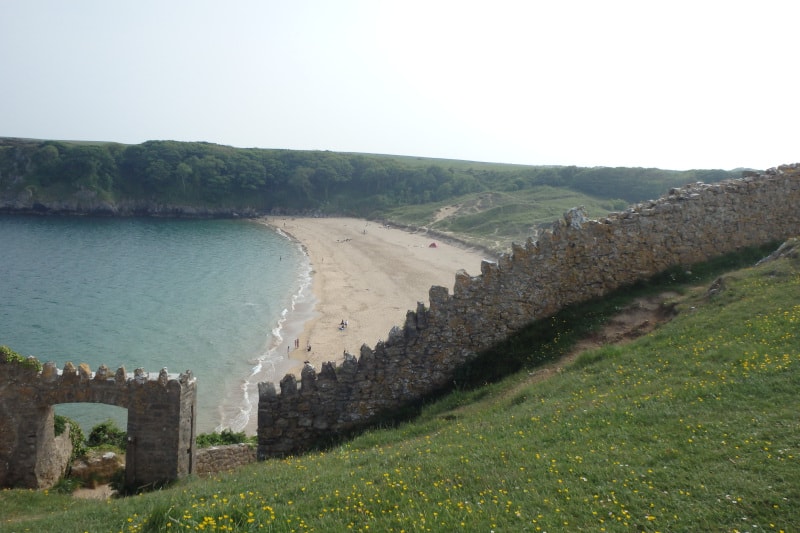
0;137;742;219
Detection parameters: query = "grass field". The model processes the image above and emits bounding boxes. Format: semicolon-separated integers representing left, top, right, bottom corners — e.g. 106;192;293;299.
383;186;630;254
1;242;798;532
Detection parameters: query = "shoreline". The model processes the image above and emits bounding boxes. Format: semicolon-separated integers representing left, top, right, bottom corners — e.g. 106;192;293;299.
261;216;489;373
224;222;314;435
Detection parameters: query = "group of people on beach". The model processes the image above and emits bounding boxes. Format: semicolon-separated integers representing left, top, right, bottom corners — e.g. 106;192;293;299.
286;318;349;356
290;338;311;352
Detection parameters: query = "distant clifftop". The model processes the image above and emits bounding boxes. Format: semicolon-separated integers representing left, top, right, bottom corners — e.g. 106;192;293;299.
0;137;743;222
0;187;261;218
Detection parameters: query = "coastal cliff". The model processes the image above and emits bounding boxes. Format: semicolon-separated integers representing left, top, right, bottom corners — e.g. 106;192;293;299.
0;188;261;218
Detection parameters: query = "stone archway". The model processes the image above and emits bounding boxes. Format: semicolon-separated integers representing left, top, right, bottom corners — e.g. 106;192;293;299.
0;357;196;490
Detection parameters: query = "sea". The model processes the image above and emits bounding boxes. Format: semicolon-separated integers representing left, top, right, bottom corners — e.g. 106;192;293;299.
0;214;313;435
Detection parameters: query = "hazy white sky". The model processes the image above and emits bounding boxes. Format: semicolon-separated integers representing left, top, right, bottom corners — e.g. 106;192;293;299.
1;1;796;170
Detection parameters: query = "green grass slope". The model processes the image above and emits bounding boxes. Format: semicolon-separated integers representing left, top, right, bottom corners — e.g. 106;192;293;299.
1;242;798;532
382;186;630;254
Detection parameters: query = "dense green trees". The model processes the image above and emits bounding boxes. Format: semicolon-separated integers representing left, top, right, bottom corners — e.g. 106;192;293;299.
0;137;744;216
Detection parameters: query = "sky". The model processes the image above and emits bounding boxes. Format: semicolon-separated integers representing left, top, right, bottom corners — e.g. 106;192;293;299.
1;1;796;171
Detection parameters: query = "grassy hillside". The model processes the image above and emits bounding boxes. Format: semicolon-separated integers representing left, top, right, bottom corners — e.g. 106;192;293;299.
382;186;630;254
1;137;739;227
2;242;798;532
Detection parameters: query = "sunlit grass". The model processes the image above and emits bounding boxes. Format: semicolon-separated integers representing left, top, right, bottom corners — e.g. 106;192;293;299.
2;251;799;532
383;186;625;254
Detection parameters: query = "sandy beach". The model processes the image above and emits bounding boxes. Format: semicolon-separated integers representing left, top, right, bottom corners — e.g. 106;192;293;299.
265;217;491;372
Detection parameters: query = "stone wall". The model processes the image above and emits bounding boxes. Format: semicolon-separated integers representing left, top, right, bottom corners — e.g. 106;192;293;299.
0;359;197;489
36;423;74;489
258;165;800;457
195;444;257;475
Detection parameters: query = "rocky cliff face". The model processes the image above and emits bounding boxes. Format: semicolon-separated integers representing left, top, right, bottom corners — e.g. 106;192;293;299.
0;188;261;218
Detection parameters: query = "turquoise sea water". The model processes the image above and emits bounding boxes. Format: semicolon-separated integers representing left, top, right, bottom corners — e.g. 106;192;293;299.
0;215;312;434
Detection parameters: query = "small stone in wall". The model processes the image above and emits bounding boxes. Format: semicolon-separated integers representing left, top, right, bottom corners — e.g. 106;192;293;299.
563;206;587;229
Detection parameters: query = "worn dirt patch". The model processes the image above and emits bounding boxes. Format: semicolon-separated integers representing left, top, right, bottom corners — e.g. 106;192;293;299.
432;204;461;223
524;291;680;385
572;292;679;352
73;483;116;500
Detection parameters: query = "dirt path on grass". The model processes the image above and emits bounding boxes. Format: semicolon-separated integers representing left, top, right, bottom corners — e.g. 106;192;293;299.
72;483;115;500
522;291;680;386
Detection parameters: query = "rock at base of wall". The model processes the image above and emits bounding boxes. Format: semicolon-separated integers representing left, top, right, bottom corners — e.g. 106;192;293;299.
69;450;125;489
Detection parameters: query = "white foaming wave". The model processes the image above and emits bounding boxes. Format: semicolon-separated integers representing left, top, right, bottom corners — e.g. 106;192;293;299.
288;231;313;304
271;307;289;344
219;327;287;433
225;346;288;432
220;378;254;433
218;236;313;432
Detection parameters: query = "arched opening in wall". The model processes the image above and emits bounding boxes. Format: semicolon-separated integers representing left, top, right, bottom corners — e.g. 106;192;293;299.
56;403;127;435
54;403;128;490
